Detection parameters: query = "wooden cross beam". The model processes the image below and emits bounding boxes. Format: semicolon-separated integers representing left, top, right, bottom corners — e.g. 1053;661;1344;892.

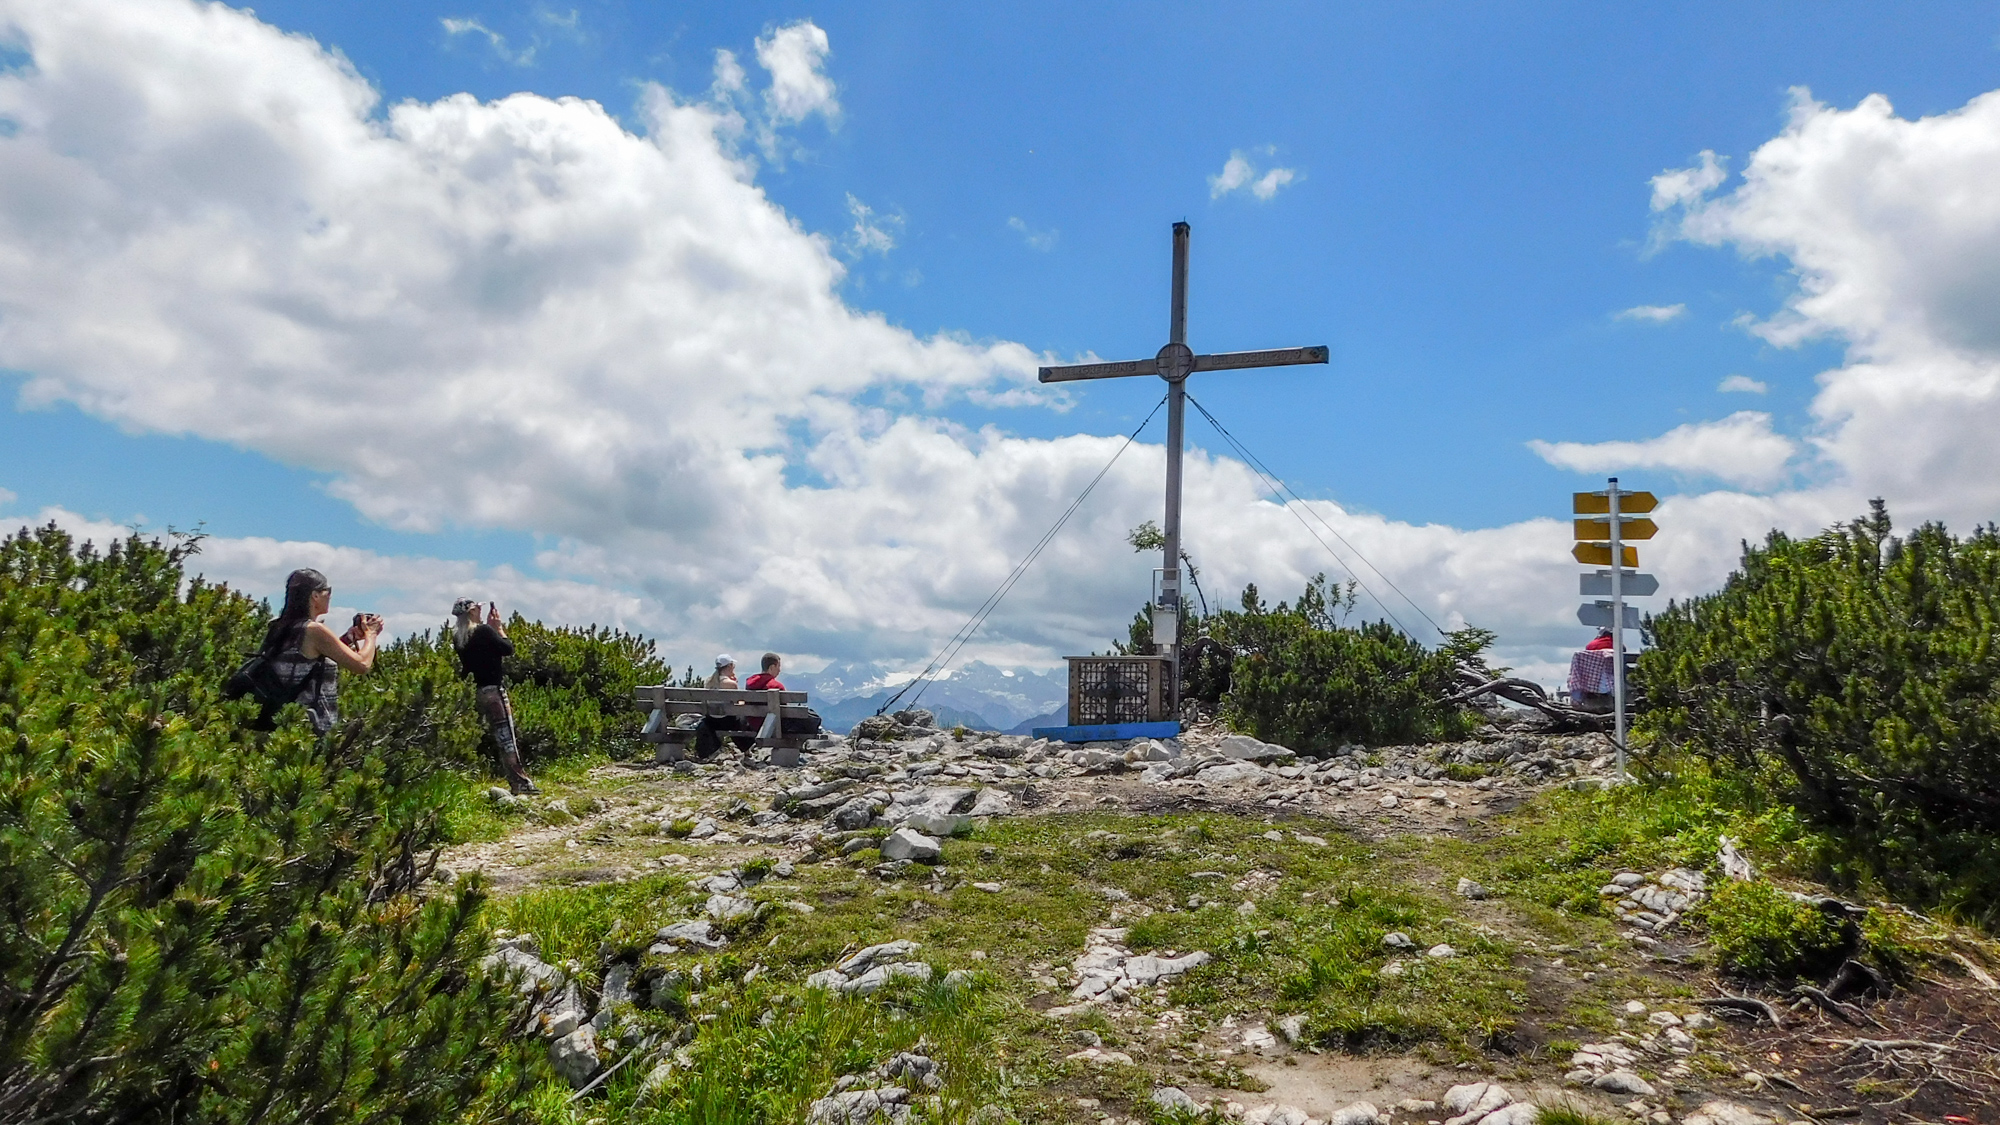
1039;222;1329;697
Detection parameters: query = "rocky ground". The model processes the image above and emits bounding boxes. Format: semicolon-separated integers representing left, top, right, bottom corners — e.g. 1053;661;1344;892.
441;712;2000;1125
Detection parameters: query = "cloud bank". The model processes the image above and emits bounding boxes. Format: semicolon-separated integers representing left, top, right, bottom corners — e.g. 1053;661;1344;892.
1529;412;1797;489
1;3;1998;689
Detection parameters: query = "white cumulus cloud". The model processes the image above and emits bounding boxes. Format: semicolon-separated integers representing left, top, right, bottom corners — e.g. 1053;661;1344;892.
1617;303;1685;323
1528;412;1797;489
844;194;898;256
755;20;837;125
1209;149;1298;201
1007;216;1058;251
1654;86;2000;526
1717;374;1768;394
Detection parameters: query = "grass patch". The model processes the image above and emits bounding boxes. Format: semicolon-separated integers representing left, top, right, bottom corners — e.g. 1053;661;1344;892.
438;754;617;844
489;809;1544;1121
1480;761;1808;914
1536;1103;1624;1125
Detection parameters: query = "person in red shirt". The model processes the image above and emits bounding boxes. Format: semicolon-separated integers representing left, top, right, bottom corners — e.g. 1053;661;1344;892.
741;652;824;743
746;652;785;691
1585;629;1614;652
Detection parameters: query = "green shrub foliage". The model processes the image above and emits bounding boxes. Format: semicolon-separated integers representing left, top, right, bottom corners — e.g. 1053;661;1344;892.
0;524;532;1123
389;617;667;767
1701;880;1855;980
501;619;668;762
1640;502;2000;924
1131;574;1487;749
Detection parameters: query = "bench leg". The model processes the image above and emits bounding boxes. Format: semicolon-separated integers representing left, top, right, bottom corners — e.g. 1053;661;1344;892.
655;742;686;765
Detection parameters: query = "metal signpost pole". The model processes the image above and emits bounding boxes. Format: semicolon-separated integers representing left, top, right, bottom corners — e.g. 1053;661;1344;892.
1608;476;1626;777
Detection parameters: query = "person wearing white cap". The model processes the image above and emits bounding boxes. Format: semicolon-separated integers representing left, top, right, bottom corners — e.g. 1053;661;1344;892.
704;654;738;690
696;654;744;758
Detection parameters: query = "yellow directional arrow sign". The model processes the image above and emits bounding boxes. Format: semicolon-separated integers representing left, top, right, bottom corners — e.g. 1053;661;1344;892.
1574;542;1638;568
1574;491;1658;515
1574;517;1658;541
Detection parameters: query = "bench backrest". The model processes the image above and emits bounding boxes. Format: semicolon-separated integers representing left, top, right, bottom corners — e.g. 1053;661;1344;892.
635;685;808;706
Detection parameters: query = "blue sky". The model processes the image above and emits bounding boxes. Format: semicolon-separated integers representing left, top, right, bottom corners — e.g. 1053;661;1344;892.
5;1;2000;680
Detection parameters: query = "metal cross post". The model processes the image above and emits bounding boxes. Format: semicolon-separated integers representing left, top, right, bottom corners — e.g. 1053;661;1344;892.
1039;222;1329;712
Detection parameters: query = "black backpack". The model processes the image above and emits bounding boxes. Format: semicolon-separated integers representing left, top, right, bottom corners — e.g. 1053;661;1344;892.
223;625;323;728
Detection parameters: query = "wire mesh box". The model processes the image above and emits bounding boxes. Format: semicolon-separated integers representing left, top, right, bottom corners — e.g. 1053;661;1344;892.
1065;655;1172;725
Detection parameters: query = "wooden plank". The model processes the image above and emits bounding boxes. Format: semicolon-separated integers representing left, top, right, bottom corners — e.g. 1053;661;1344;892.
1573;491;1659;515
1573;542;1638;568
1038;357;1160;383
1573;517;1658;541
636;687;808;704
645;703;818;720
1191;345;1329;372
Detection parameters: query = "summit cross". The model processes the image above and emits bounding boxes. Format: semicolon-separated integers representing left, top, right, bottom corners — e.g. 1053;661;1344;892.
1039;221;1329;689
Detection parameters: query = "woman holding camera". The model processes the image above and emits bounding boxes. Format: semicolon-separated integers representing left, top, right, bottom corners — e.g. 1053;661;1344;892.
256;567;382;733
451;598;538;795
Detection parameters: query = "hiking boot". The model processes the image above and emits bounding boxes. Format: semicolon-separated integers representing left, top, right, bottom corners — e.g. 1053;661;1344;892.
510;778;540;796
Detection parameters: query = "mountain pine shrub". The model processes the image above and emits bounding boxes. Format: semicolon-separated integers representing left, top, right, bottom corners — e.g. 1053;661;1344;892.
1640;502;2000;925
1164;574;1487;749
0;524;534;1123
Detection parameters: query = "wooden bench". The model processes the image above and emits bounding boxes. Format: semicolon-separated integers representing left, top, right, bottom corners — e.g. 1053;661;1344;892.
634;685;816;767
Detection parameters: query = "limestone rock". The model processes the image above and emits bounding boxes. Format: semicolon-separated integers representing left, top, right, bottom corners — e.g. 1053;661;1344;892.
968;788;1014;817
828;796;879;830
1198;762;1267;784
1681;1102;1780;1125
1218;734;1295;764
1151;1087;1201;1113
547;1024;601;1088
1325;1102;1381;1125
844;960;932;995
838;940;922;977
1478;1104;1539;1125
880;827;942;863
1442;1082;1511;1125
656;919;726;949
1591;1070;1655;1096
705;894;754;921
808;1085;912;1124
1455;877;1491;899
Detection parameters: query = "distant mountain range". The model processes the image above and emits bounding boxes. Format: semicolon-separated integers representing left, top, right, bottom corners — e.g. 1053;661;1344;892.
785;660;1067;734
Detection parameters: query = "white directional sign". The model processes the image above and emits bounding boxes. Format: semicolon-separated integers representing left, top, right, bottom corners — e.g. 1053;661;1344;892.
1580;570;1659;597
1578;601;1641;630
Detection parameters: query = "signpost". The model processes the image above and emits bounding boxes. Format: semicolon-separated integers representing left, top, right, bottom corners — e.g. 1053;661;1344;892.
1572;479;1659;776
1039;222;1329;718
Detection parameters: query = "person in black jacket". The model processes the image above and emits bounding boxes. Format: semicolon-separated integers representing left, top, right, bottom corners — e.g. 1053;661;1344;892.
451;598;537;794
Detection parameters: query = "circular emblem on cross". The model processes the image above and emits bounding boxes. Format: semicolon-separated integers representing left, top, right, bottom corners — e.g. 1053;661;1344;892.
1155;341;1195;382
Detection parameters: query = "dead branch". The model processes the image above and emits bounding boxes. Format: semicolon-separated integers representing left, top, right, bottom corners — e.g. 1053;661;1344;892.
1791;985;1880;1028
1695;995;1784;1027
1817;1037;1977;1054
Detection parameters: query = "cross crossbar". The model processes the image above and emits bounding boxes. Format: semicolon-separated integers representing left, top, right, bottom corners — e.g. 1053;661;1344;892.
1039;345;1328;383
